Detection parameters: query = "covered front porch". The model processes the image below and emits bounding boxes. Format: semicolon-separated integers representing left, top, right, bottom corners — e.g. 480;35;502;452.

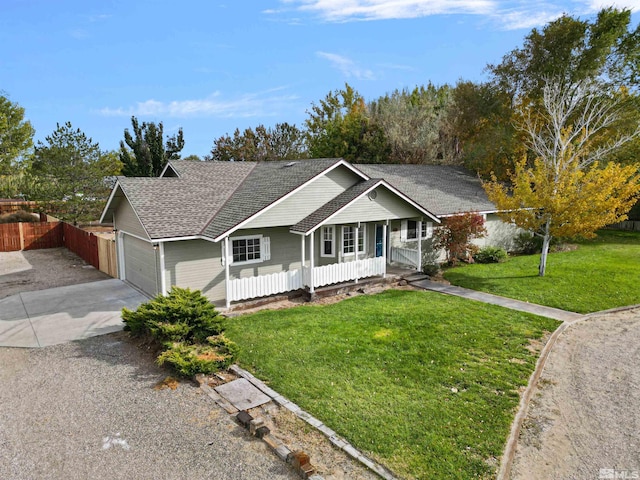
221;178;439;308
224;219;429;307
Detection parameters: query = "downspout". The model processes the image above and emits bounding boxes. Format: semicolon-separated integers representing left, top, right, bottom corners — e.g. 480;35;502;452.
159;242;167;295
224;236;231;309
417;219;422;272
301;234;306;288
354;224;359;284
309;231;315;294
382;223;387;278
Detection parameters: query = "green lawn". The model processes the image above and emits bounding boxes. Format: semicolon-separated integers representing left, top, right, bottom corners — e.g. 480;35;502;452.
225;290;559;479
444;230;640;314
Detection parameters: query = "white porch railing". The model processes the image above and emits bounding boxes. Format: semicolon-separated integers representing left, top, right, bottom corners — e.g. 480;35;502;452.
227;257;387;302
309;256;386;288
228;269;303;302
391;246;419;268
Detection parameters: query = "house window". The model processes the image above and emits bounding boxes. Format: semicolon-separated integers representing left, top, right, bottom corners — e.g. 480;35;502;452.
407;220;418;240
342;226;365;256
232;236;261;264
421;221;433;239
321;226;335;257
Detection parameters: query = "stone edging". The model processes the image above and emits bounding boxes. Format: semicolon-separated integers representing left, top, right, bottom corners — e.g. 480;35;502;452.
228;365;398;480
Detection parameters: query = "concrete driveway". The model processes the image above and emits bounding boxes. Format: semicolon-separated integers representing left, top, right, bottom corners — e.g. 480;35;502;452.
0;279;148;348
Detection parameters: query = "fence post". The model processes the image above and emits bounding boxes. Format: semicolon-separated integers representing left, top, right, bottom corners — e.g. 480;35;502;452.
18;222;25;250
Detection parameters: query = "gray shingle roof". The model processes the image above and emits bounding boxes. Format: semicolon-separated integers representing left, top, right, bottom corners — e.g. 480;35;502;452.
201;158;345;239
116;161;255;239
356;164;495;216
291;178;382;234
106;159;496;241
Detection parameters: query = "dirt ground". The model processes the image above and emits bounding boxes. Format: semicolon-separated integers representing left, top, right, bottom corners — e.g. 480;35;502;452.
0;248;109;299
510;307;640;480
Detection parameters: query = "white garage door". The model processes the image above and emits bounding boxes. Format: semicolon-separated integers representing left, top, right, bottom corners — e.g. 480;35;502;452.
122;234;157;296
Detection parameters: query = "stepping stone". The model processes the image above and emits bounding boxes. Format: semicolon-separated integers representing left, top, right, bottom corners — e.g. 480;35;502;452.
214;378;271;411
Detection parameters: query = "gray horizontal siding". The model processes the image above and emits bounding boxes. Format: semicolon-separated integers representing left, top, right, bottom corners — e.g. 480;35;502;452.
242;166;361;229
115;198;149;240
164;239;226;304
330;186;423;224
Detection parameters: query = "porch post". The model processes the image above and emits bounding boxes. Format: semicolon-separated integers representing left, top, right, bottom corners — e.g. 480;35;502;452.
224;236;231;309
382;223;387;278
417;219;422;272
301;234;306;287
159;242;167;295
309;231;315;294
354;224;359;284
386;220;391;265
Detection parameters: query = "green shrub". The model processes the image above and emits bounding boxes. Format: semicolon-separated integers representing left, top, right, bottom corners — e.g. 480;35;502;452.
122;287;238;377
0;210;38;224
473;246;508;263
421;238;441;276
157;337;237;376
122;287;224;344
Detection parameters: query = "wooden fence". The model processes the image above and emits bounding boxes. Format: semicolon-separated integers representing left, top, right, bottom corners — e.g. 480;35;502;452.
0;200;39;214
606;221;640;232
0;221;117;278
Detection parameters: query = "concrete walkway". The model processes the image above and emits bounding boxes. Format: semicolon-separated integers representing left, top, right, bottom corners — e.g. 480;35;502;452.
411;279;584;322
0;279;148;348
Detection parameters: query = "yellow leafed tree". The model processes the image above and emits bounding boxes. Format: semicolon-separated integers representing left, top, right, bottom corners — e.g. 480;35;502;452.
484;79;640;276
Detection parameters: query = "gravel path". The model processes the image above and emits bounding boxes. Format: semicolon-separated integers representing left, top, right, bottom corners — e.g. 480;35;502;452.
0;248;109;300
0;332;297;480
510;307;640;480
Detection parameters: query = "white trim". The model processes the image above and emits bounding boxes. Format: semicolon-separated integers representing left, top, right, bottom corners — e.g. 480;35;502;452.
438;210;498;218
117;229;152;244
417;220;422;272
224;236;230;309
341;225;365;256
320;225;335;257
100;182;153;241
229;234;264;265
99;180;123;224
159;242;167;295
309;231;315;294
159;161;180;178
117;231;126;281
297;180;440;237
213;159;369;242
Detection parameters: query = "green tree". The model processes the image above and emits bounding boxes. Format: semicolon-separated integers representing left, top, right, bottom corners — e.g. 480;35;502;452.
119;116;184;176
369;84;459;164
489;8;640;99
29;122;121;224
209;122;307;162
305;83;390;163
484;79;640;276
450;81;525;180
0;94;34;176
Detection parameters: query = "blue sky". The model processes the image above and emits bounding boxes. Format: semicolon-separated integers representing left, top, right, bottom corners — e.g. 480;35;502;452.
1;0;638;158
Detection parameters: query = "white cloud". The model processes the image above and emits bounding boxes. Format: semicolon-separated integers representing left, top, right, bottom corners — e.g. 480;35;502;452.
98;88;299;118
282;0;495;21
279;0;640;29
317;51;375;79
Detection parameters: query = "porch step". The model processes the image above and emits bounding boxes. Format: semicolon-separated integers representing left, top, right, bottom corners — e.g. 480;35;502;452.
403;273;429;282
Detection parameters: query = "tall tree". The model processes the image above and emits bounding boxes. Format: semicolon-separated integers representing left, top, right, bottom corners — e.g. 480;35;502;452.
368;84;459;164
488;8;640;99
450;81;525;179
120;116;184;176
484;79;640;276
29;122;121;224
0;94;34;176
209;122;307;162
305;84;390;163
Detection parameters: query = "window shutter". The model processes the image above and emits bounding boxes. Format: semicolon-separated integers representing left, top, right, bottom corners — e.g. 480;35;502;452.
400;220;407;241
262;236;271;261
220;242;226;266
426;222;433;238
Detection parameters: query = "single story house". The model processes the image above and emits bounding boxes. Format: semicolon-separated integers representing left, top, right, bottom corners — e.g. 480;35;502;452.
100;158;517;308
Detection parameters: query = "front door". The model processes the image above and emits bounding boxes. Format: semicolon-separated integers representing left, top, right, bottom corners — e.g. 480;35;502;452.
375;225;383;257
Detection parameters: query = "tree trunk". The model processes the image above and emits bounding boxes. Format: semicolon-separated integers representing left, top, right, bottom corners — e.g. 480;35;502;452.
538;222;552;277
